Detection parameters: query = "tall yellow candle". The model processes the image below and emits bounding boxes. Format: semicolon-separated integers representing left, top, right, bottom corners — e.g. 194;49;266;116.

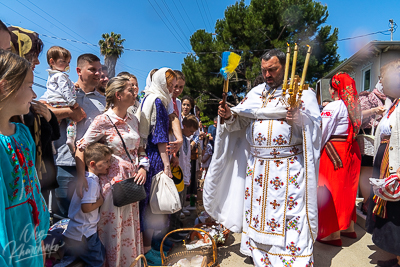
283;43;291;92
289;44;298;90
300;45;312;88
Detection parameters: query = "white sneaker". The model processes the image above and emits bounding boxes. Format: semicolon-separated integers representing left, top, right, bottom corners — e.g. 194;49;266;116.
180;212;186;219
182;208;191;216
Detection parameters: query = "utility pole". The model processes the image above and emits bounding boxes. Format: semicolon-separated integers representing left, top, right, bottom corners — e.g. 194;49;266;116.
390;19;394;41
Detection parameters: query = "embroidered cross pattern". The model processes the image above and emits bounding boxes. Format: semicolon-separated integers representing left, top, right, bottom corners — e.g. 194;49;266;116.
289;156;298;164
254;174;263;187
279;256;296;267
290;146;300;154
253;215;260;228
247;167;254;177
273;134;287;145
245;209;250;224
255;133;267;145
286;216;301;233
267;218;281;232
246;240;253;252
261;254;271;266
270;149;280;158
245;187;250;200
270;177;284;190
258;159;265;165
289;171;301;189
270;200;280;209
256;196;262;205
274;160;284;167
286;242;301;256
287;197;298;210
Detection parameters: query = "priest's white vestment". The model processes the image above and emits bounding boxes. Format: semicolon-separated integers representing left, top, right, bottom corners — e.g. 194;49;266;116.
204;83;321;267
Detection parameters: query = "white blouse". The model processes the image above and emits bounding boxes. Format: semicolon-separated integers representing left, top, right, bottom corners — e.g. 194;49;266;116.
321;100;349;147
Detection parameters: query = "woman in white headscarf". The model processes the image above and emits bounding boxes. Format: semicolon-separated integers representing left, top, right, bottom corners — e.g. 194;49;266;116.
137;68;177;257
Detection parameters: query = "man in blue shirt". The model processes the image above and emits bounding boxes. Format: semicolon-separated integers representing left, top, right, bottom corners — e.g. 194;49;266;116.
207;116;217;141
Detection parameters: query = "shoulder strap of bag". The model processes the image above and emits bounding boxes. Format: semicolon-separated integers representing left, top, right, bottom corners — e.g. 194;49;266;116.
106;114;134;164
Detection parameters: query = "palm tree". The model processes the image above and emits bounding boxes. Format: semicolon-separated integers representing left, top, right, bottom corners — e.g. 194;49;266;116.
99;32;125;78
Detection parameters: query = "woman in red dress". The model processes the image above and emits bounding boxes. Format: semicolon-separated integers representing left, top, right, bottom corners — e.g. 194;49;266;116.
317;72;362;246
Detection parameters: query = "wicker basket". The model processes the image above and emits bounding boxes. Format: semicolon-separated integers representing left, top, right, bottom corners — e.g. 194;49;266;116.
129;228;217;267
161;228;218;267
191;223;230;247
129;253;208;267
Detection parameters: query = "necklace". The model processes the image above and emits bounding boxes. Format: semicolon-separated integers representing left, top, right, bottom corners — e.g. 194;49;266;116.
261;85;277;108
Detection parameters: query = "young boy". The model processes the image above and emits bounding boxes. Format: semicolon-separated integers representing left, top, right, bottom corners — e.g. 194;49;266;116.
179;115;199;213
62;143;112;267
45;46;78;153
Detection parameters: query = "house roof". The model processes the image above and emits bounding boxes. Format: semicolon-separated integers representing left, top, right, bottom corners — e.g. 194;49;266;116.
322;40;400;79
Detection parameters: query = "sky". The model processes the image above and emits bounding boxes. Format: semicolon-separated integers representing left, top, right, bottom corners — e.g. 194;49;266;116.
1;0;399;98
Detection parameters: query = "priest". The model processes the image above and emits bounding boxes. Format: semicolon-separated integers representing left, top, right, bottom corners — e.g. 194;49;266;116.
204;49;321;267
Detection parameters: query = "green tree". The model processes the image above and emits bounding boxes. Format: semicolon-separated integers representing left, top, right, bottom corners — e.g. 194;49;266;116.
99;32;125;78
182;0;341;119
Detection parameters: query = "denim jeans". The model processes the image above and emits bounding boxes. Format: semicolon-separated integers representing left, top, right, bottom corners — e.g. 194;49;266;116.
54;166;77;218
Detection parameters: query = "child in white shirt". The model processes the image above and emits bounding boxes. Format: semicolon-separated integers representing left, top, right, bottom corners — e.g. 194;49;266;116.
62;143;112;267
45;46;78;153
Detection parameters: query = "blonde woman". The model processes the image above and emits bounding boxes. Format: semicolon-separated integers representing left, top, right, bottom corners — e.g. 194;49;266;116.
75;76;147;267
0;50;49;266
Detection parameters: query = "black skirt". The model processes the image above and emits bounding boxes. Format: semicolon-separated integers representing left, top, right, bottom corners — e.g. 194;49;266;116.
366;141;400;255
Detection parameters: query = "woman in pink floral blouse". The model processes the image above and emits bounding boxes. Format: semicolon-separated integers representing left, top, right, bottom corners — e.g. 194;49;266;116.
358;80;386;213
75;76;147;267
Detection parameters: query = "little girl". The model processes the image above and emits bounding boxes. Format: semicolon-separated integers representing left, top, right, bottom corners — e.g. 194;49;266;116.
0;50;50;267
45;46;78;152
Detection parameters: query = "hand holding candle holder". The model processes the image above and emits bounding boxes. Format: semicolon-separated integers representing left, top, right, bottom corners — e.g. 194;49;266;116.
281;44;312;108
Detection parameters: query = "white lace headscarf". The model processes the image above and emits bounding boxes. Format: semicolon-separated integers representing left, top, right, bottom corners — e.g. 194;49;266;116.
137;68;173;147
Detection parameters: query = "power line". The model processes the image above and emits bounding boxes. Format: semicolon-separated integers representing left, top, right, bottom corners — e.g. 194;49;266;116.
4;1;85;54
147;0;190;51
177;0;197;33
160;0;191;39
170;0;193;36
151;0;191;51
336;29;393;42
33;82;47;89
25;0;99;54
203;0;215;31
195;0;209;31
200;0;213;31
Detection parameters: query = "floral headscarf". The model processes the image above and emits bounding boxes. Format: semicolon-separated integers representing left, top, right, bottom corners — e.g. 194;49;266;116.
331;72;361;141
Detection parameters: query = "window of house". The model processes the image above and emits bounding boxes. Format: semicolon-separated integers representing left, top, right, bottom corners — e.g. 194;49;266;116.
363;69;371;91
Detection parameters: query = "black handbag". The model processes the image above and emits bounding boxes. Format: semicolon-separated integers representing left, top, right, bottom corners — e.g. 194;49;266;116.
107;115;147;207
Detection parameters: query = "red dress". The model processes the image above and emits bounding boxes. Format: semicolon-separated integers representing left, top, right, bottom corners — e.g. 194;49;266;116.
318;99;361;239
317;139;361;239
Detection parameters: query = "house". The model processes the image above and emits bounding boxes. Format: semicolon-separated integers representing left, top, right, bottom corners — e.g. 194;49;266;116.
316;41;400;104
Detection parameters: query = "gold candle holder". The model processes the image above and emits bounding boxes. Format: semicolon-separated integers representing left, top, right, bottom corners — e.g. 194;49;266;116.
299;45;312;89
279;43;312;109
288;43;298;93
282;43;291;96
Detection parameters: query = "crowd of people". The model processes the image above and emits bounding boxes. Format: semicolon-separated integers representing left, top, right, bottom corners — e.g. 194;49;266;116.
2;17;400;267
0;20;215;267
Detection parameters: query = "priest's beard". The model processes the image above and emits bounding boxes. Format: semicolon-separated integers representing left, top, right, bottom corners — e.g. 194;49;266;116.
264;71;284;89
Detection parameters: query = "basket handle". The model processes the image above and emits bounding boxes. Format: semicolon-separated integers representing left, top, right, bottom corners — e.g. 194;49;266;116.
129;254;148;267
160;228;218;265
